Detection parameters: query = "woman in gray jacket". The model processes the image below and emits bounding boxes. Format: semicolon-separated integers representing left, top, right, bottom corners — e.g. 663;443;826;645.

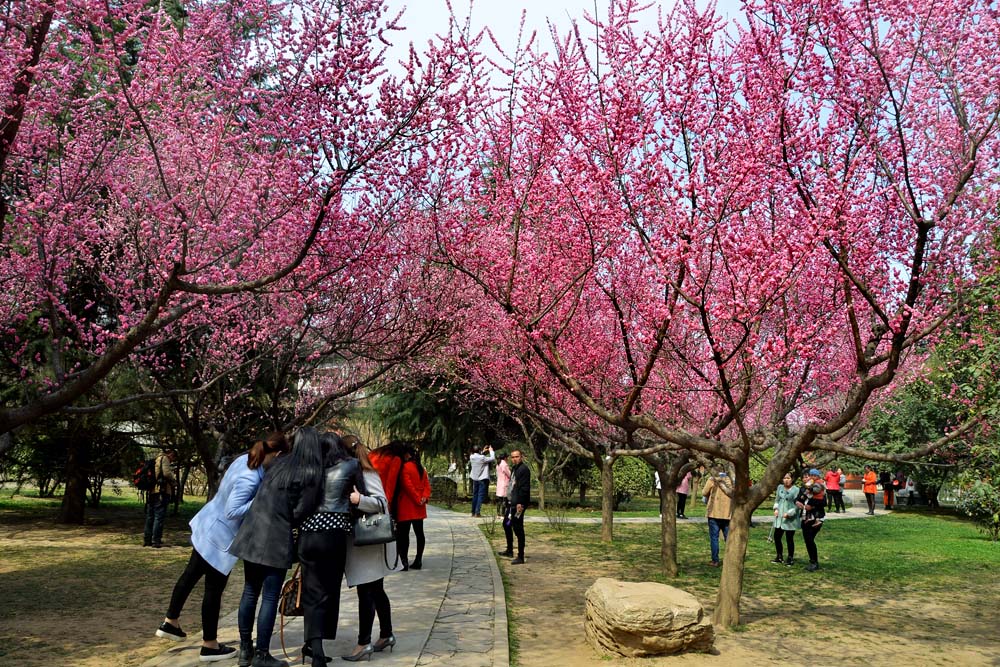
771;472;801;566
341;436;401;661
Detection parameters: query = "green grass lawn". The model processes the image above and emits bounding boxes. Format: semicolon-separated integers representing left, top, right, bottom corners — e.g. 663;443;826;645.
497;510;1000;666
538;511;998;607
446;490;772;518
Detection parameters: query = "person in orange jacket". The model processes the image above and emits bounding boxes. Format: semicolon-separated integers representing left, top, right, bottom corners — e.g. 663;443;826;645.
395;445;431;571
862;465;878;515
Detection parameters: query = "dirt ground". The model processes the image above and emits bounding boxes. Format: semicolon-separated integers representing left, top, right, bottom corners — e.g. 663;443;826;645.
494;530;1000;667
0;507;243;667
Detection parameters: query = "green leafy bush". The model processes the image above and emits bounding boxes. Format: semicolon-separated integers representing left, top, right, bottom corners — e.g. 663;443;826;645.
586;456;653;510
956;479;1000;542
430;476;458;509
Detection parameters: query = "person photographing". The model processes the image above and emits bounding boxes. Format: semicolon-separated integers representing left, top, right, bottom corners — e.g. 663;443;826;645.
702;469;734;567
469;444;495;517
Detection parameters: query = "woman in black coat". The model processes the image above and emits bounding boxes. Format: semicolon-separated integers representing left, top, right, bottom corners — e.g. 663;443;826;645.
229;427;326;667
298;432;367;666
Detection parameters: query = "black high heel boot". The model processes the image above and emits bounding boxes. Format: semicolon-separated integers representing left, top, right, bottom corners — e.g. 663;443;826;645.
300;645;332;664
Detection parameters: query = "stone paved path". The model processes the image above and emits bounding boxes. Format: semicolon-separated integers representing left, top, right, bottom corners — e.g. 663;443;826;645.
144;506;507;667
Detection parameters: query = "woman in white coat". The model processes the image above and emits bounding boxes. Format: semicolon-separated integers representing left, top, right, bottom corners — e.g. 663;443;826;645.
154;433;289;662
341;436;402;662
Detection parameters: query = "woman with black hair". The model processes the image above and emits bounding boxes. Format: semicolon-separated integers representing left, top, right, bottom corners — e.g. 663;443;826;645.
298;431;367;666
396;445;431;571
229;427;326;667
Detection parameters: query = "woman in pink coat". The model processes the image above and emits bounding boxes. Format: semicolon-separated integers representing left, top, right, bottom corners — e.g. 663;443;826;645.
495;453;511;514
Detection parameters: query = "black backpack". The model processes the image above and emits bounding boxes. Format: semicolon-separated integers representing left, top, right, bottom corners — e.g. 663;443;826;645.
133;458;159;491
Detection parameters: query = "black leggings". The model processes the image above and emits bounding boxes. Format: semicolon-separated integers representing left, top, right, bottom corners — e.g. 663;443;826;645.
396;520;425;566
299;529;348;657
831;490;845;512
166;548;230;642
356;578;393;645
801;522;823;563
865;492;876;512
774;527;795;561
676;493;688;516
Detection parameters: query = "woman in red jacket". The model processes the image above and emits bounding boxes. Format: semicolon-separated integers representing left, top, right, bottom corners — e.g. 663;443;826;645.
396;445;431;571
369;441;405;507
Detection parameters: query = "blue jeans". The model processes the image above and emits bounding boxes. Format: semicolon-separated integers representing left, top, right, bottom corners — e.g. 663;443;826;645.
471;478;489;515
238;561;287;651
708;517;730;563
143;493;170;545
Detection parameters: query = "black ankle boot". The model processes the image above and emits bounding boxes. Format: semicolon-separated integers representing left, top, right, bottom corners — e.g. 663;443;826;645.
251;649;288;667
301;645;332;664
410;556;422;570
238;639;254;667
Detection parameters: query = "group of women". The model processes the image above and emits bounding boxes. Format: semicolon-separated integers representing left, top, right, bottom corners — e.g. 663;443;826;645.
154;428;430;666
770;468;827;572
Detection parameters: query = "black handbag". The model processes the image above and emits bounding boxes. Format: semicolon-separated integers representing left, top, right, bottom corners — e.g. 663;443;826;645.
353;497;396;546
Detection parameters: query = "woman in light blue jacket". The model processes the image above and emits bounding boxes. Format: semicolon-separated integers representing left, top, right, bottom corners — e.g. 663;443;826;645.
771;472;801;566
154;433;289;663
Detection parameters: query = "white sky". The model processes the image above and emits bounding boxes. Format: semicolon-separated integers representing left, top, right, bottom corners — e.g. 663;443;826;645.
381;0;745;65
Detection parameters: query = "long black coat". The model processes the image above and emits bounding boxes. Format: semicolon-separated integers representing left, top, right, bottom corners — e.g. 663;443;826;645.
229;469;309;570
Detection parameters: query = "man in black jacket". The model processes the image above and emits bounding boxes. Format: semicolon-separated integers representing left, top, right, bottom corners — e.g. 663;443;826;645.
500;450;531;564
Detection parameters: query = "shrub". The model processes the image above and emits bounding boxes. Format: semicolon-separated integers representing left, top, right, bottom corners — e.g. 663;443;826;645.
430;476;458;509
956;480;1000;542
585;456;653;510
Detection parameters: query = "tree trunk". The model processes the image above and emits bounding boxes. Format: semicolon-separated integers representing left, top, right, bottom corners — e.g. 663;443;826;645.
87;473;104;507
198;439;222;500
579;482;586;505
59;438;87;524
659;482;678;577
712;501;753;627
600;458;614;542
177;464;190;503
537;452;548;510
190;428;221;499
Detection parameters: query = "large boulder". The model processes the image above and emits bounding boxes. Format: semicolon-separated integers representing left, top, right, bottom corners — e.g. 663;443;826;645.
584;578;715;658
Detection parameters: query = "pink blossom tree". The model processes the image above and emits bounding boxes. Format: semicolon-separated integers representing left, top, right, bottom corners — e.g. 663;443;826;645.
432;0;1000;626
0;0;467;439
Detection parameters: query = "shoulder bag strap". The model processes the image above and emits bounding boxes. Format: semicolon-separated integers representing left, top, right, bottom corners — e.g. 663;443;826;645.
279;565;301;661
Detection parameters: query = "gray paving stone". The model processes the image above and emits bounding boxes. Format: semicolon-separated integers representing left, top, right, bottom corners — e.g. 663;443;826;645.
143;506;508;667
